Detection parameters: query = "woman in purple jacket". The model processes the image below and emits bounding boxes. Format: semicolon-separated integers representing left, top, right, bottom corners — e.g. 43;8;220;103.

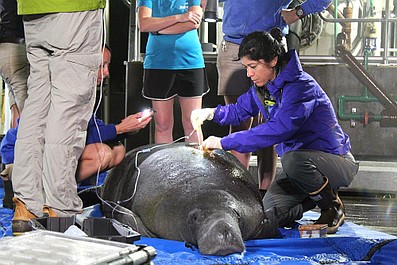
191;28;359;234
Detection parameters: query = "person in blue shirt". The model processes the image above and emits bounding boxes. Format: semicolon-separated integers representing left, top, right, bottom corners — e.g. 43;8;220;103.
1;113;152;183
137;0;209;144
216;0;332;194
191;28;359;234
0;112;153;210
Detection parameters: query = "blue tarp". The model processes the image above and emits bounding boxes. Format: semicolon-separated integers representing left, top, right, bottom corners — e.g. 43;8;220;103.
137;237;395;264
135;213;397;265
1;182;396;264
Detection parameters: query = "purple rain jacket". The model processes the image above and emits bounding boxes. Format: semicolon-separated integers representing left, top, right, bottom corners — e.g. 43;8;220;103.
213;50;351;157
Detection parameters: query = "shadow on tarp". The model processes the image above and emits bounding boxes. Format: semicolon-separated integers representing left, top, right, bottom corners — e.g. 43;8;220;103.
1;185;396;264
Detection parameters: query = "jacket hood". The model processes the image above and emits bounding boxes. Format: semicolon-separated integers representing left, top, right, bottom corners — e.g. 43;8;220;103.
268;50;303;94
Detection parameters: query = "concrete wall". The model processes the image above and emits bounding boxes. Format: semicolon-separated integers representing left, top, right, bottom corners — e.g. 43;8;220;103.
304;64;397;159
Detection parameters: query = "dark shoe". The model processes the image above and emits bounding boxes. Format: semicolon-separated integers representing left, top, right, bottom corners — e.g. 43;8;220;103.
314;200;345;234
334;189;346;214
43;205;59;217
12;197;37;236
310;177;345;234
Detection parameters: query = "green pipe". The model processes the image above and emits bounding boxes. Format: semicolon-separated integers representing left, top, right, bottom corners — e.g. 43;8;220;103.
370;0;374;17
339;9;379;123
338;95;382;121
333;0;393;123
363;50;370;98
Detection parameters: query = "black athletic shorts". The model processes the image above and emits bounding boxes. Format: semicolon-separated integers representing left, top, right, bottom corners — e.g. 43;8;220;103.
142;68;210;100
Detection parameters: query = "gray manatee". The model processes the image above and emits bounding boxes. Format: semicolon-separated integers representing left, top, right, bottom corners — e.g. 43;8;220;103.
100;143;278;256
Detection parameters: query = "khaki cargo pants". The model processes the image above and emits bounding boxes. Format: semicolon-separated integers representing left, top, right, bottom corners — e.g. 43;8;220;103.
12;9;103;216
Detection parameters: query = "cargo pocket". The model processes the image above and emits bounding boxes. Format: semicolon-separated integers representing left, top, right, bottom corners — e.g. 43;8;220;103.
66;53;100;104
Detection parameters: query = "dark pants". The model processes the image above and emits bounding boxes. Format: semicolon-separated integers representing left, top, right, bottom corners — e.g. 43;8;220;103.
263;150;359;227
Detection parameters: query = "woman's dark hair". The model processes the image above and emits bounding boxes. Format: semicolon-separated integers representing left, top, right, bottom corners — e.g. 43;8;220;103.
238;27;285;63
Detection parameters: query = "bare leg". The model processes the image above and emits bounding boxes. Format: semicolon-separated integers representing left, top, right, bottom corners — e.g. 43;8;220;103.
179;96;203;143
257;145;277;190
10;104;20;128
77;143;125;183
76;143;112;182
224;95;253;168
108;143;126;168
152;99;174;143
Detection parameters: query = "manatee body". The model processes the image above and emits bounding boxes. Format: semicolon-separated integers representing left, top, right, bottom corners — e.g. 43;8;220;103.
101;143;278;256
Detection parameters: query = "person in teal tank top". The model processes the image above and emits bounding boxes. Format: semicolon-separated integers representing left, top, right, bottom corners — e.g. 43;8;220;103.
138;0;209;144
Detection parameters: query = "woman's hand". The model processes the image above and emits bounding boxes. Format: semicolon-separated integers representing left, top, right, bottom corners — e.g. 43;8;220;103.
191;108;215;130
202;136;222;150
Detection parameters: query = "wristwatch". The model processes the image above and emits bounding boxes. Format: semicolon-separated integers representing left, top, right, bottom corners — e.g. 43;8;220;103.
295;6;305;19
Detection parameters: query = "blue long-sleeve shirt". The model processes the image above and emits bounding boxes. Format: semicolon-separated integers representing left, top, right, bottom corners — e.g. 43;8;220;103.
1;116;121;164
213;50;351;157
85;117;117;145
220;0;332;44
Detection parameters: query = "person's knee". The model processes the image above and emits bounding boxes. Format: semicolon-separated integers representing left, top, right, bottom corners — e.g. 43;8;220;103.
111;145;126;167
278;204;304;227
155;118;173;133
100;145;113;168
281;151;303;175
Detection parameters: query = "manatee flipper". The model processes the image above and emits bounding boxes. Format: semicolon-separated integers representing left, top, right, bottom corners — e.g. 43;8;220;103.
251;207;280;239
103;203;156;237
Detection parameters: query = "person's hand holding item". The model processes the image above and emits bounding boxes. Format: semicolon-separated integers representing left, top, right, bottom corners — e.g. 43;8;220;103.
201;136;222;150
190;108;215;131
116;111;153;135
138;108;155;122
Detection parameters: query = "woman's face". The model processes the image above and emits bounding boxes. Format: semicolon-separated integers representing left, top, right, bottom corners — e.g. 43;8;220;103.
241;56;278;87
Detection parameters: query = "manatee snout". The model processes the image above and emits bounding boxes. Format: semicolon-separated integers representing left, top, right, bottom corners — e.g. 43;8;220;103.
197;216;244;256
